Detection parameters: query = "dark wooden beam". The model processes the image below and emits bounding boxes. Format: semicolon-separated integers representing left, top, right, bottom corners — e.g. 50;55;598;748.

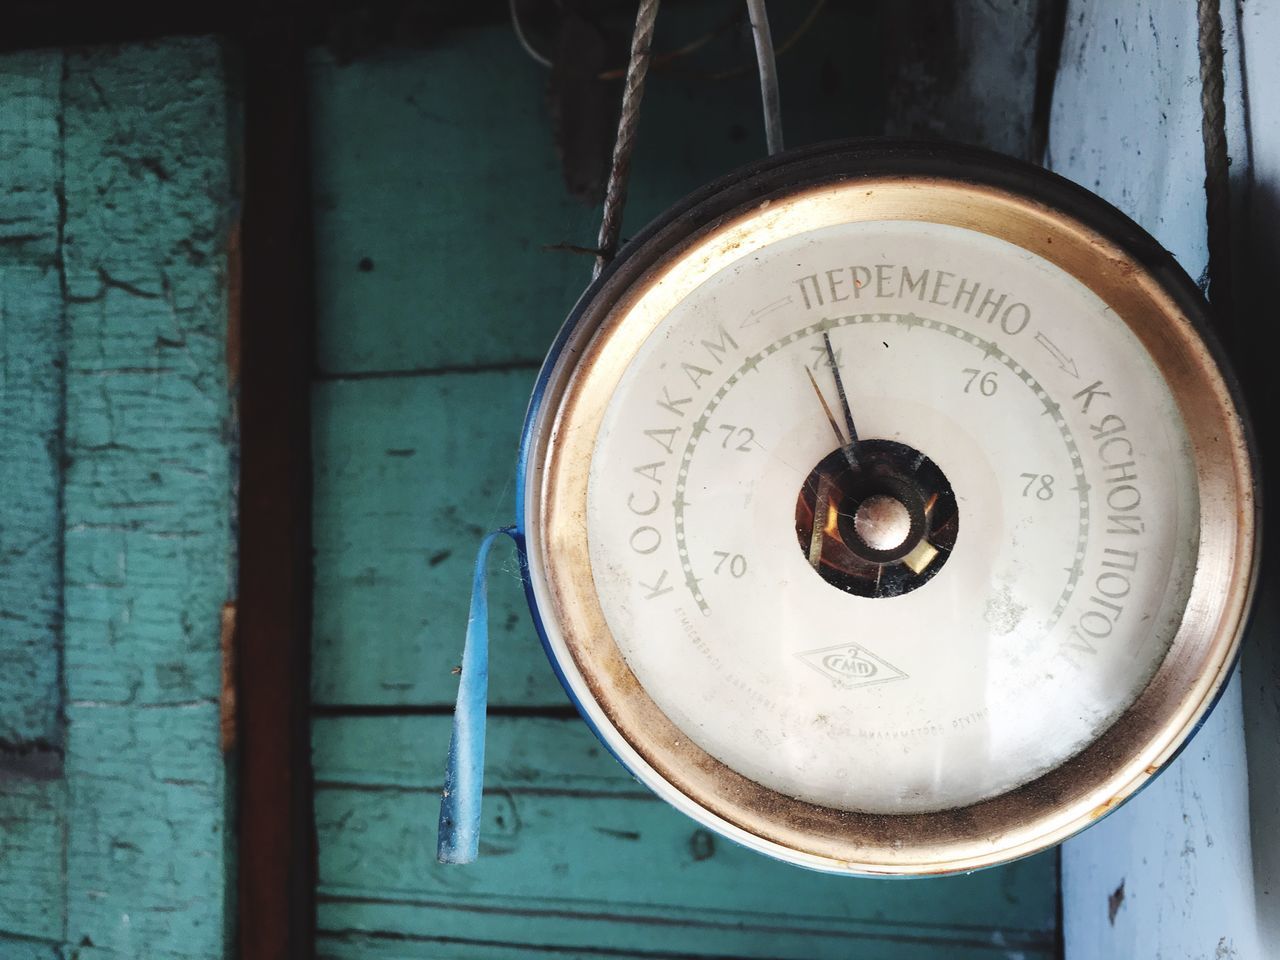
1;1;511;55
236;15;317;960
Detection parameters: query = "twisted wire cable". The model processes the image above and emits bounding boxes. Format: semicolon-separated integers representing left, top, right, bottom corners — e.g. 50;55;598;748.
746;0;784;155
594;0;661;278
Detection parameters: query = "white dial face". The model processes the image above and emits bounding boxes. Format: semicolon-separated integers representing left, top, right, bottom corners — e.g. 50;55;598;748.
584;220;1199;814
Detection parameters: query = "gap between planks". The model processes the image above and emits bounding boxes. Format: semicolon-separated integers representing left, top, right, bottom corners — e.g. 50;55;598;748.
318;889;1058;940
315;909;1056;957
314;358;543;382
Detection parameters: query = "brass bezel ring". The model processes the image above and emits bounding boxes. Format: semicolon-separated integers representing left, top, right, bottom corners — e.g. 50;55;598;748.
518;141;1258;875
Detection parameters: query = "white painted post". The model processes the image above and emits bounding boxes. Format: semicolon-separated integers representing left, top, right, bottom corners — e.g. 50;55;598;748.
1052;2;1277;956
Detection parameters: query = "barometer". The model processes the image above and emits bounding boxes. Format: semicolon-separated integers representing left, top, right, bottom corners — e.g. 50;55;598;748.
514;140;1257;874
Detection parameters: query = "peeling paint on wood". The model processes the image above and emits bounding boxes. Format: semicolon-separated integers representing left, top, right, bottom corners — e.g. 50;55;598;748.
0;776;64;942
0;47;69;954
1048;0;1212;271
0;934;63;960
0;38;237;957
59;39;236;957
0;50;64;755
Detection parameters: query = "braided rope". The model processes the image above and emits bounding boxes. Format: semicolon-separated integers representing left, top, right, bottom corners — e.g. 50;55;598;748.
594;0;661;279
1197;0;1235;346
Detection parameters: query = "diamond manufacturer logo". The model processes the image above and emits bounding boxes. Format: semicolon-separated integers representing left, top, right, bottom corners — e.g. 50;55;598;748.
797;642;908;690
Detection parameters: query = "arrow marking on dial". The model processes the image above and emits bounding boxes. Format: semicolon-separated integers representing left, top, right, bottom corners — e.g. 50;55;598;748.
741;294;793;327
1035;331;1080;378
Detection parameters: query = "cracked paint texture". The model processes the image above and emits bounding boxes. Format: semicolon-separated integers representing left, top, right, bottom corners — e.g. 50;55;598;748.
0;38;236;959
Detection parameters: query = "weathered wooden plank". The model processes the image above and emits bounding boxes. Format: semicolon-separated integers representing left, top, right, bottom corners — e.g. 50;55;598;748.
315;931;1050;960
63;705;227;954
309;10;1064;956
319;933;678;960
313;715;1058;959
314;715;622;794
1051;2;1266;957
308;37;588;375
0;932;63;960
1048;0;1211;266
0;775;64;943
70;946;233;960
318;931;1028;960
0;50;64;749
58;39;235;957
317;899;1052;960
0;50;62;257
312;372;564;708
237;25;318;960
308;11;885;376
0;46;68;952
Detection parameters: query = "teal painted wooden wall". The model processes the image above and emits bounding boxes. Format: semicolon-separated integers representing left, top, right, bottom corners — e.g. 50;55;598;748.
308;15;1058;959
0;39;236;959
0;11;1071;957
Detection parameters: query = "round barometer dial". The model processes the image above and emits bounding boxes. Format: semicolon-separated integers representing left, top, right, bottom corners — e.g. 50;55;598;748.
518;142;1257;874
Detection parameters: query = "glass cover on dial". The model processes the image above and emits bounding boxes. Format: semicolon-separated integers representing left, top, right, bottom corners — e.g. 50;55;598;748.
584;219;1199;815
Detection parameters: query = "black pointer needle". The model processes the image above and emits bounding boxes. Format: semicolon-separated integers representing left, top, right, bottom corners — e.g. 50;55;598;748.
823;332;859;463
804;366;847;449
804;363;857;474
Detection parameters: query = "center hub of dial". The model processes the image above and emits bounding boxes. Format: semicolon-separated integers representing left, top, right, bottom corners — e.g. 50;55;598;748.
854;495;912;552
794;438;959;599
